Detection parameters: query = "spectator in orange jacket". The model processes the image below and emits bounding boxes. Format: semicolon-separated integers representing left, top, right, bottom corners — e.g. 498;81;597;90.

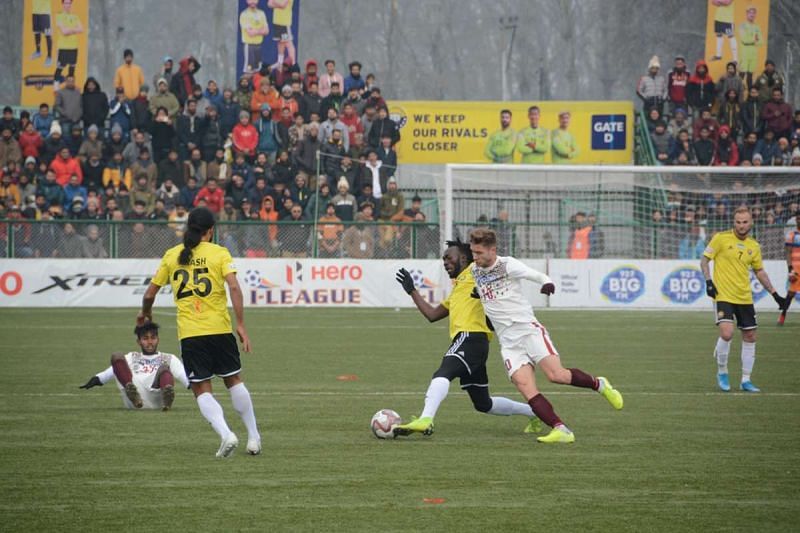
49;147;83;186
250;78;281;122
232;111;259;158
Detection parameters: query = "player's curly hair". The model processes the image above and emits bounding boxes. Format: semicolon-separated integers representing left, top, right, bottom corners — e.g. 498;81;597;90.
134;322;160;338
445;238;473;263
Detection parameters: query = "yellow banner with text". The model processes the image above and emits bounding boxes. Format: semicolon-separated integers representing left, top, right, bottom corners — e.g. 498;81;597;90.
389;101;633;164
704;0;769;82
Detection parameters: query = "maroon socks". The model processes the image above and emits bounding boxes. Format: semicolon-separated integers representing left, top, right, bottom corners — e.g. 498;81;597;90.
111;358;133;385
159;370;174;388
569;368;599;391
528;394;563;428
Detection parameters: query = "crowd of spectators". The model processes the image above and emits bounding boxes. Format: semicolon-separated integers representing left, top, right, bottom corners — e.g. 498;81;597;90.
638;55;799;167
0;50;431;258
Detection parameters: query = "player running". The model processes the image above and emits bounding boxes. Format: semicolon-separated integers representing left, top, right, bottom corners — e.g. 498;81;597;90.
468;228;623;444
79;322;188;410
701;206;786;392
137;207;261;458
777;213;799;326
392;239;542;437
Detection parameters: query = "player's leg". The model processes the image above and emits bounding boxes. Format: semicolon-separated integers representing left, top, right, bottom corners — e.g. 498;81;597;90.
153;364;175;411
464;383;543;434
738;305;760;392
183;337;238;457
508;363;573;444
714;302;736;391
728;26;738;62
285;32;296;66
110;352;142;408
32;15;42;58
778;292;795;325
44;19;53;64
223;373;261;455
713;30;724;60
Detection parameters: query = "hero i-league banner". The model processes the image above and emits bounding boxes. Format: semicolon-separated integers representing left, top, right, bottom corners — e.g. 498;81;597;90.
236;0;301;77
1;259;795;310
20;0;91;106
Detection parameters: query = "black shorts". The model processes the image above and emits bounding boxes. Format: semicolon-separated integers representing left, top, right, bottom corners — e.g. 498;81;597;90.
714;21;734;37
715;301;757;330
33;14;51;34
272;24;293;42
434;332;489;388
57;49;78;67
180;333;242;383
243;43;261;72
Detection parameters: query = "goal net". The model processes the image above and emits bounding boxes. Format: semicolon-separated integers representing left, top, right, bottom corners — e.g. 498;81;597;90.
437;164;800;259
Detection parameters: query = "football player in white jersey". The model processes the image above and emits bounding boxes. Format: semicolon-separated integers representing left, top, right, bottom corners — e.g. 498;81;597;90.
469;228;624;443
80;323;189;410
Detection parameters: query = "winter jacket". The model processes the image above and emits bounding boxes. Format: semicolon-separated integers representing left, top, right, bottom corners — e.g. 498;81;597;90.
77;138;104;161
42;135;67;164
320;139;346;178
201;117;224;157
738;141;758;164
204;88;224;111
637;72;667;105
157;158;183;188
686;61;715;112
33;114;54;138
38;179;66;207
693;117;720;141
255;118;279;154
113;63;145;101
318;72;344;99
667;68;689;105
302;93;322;122
293;136;321;174
693;139;715;165
149;91;181;120
109;98;133;136
319;120;350;152
755;139;780;165
250;89;282;122
761;100;794;135
740;100;763;137
718;100;742;135
754;70;785;103
714;135;739;166
367;117;399;148
303;60;319;93
81;160;105;191
717;74;745;102
55;87;83;123
218;99;241;139
232;123;259;156
344;73;365;95
149;121;176;160
176;113;205;151
49;155;83;185
170;57;200;106
102;162;132;190
18;131;43;160
81;78;109;130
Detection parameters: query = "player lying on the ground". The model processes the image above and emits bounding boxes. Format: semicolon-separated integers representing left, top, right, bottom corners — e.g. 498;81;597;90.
469;228;623;444
79;322;188;410
701;206;786;392
393;239;542;437
778;212;800;326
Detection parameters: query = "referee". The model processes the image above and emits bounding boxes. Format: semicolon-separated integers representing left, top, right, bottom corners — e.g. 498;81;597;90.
701;206;785;393
138;207;261;457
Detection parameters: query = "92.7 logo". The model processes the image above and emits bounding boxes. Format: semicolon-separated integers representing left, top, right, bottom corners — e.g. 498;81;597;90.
173;268;212;299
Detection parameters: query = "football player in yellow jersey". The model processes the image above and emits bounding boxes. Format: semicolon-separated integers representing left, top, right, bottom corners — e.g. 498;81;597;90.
392;239;541;437
710;0;738;64
268;0;295;69
54;0;83;86
701;207;785;393
138;207;261;458
738;6;763;89
31;0;54;66
778;213;800;326
240;0;269;74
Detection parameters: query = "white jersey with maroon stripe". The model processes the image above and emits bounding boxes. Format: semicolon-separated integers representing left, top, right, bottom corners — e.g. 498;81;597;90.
470;256;553;333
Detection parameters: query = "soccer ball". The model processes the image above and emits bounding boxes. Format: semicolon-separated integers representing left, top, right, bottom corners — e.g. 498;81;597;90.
370;409;402;439
243;270;262;288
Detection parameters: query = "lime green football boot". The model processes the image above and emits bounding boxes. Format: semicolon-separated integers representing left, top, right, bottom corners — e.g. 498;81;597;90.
523;417;543;434
393;416;434;437
598;377;623;410
536;426;575;444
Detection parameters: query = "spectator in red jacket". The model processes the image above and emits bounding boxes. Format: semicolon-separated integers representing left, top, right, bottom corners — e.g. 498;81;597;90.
667;55;690;116
339;102;364;147
303;59;319;93
19;122;44;160
193;176;224;213
761;87;794;139
50;147;83;186
693;109;720;141
714;125;739;167
232;110;259;158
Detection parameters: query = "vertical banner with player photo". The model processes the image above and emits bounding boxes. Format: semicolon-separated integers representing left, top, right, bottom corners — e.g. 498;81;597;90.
236;0;300;76
20;0;91;107
704;0;770;83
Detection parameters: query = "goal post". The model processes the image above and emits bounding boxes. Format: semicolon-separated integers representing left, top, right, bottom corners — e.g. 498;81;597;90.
438;164;800;259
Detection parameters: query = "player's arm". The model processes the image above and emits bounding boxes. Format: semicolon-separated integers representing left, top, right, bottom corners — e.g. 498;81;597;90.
169;355;191;389
226;272;251;353
80;366;114;389
753;268;785;308
137;282;161;326
395;268;448;322
505;257;555;294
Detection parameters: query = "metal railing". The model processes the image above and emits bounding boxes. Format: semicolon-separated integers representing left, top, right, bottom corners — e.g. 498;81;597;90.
0;219;442;260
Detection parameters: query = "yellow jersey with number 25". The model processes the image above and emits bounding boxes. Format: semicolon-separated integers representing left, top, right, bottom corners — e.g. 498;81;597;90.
703;230;763;305
152;242;237;340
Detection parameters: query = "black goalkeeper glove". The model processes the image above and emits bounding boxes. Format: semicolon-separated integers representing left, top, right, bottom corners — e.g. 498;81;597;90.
79;376;102;389
540;282;555;295
395;268;416;294
771;291;787;310
705;280;717;298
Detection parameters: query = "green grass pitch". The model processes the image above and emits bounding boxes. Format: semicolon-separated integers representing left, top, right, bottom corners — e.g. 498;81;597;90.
1;308;798;532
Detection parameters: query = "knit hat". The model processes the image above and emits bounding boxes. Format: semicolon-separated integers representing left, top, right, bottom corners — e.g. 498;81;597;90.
163;56;173;63
648;55;661;69
140;84;149;93
111;123;123;135
50;121;62;136
239;110;250;120
88;124;99;135
387;176;397;185
281;85;293;95
337;176;349;190
25;156;37;165
157;77;168;87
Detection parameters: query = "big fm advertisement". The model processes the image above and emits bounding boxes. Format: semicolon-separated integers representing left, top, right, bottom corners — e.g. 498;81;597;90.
389;101;633;165
20;0;91;107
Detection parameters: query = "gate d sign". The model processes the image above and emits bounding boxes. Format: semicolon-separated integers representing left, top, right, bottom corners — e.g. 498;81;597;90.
591;115;626;150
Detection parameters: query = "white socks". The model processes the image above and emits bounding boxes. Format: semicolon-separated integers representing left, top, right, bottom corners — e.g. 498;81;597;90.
196;392;232;438
229;382;260;441
420;377;450;419
715;337;731;373
741;342;756;383
716;36;723;57
487;396;535;417
730;38;738;62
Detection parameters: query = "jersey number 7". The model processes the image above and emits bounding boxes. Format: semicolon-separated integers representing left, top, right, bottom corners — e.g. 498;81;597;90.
174;268;212;299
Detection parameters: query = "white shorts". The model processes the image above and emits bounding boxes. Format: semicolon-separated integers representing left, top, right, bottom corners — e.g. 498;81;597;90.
115;373;163;410
499;322;559;378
